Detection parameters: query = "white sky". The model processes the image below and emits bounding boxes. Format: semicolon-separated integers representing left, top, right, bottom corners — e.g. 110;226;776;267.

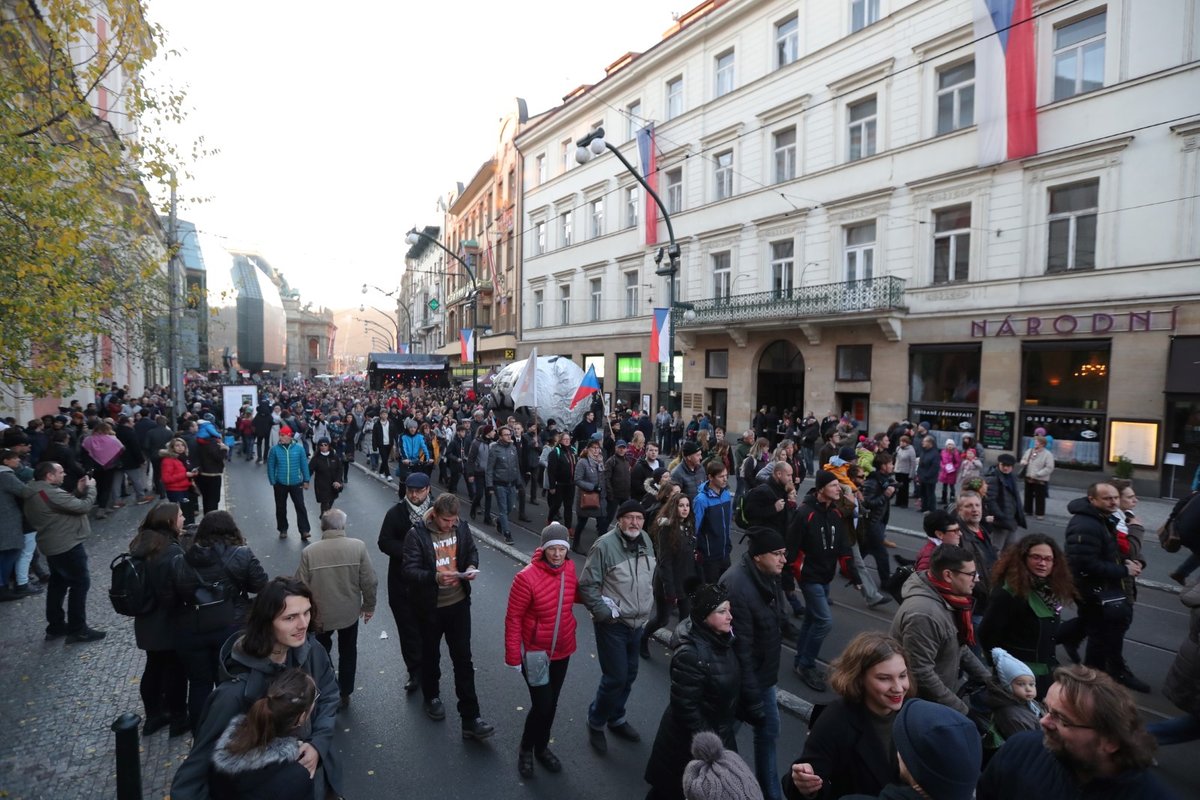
144;0;684;310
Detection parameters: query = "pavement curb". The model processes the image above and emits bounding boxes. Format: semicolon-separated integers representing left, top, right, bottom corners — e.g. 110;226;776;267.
350;460;816;722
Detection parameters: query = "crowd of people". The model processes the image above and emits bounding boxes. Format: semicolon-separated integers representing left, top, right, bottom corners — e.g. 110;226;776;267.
2;378;1199;799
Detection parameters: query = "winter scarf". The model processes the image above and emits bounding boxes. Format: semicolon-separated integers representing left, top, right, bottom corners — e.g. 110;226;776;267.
927;572;976;646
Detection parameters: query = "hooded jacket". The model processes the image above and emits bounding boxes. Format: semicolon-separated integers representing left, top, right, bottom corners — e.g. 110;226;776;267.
209;714;313;800
170;634;341;800
889;571;991;716
693;480;733;562
504;548;581;666
788;490;851;585
578;527;656;628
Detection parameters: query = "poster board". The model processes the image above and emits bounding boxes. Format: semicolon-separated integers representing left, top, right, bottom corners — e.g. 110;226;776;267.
222;385;258;432
979;410;1014;451
1106;419;1159;468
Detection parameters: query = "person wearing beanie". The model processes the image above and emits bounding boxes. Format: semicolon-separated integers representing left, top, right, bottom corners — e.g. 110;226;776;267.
377;472;433;695
789;470;857;692
719;526;790;799
579;497;656;754
672;440;705;501
645;578;761;800
985;647;1044;740
266;425;312;541
307;437;343;514
683;731;763;800
984;451;1026;552
504;523;579;778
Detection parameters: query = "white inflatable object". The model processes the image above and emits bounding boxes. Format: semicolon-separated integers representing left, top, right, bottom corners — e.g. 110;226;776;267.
490;355;589;429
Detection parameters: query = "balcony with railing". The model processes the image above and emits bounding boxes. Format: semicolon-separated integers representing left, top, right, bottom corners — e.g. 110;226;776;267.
445;278;494;307
675;276;906;344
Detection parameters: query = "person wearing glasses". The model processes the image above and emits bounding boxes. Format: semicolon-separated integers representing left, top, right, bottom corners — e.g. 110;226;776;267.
978;534;1076;699
978;664;1165;799
890;544;997;722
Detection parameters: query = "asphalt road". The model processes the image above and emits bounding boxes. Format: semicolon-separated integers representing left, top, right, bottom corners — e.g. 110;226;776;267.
229;454;1199;797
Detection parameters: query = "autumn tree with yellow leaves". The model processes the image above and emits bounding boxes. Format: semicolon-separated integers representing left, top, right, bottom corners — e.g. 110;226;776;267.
0;0;196;399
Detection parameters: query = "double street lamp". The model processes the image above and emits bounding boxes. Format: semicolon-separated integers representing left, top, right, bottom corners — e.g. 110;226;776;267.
404;227;481;398
360;285;415;353
575;126;684;412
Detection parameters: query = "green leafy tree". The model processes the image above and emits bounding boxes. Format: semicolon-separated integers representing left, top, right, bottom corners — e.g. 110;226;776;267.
0;0;198;398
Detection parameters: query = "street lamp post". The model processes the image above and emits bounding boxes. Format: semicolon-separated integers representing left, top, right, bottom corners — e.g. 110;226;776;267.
360;286;415;352
575;127;683;412
357;317;397;352
404;228;481;399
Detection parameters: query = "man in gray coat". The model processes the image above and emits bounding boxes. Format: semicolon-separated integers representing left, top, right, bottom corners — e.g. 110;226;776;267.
485;425;522;544
23;462;103;643
297;508;379;709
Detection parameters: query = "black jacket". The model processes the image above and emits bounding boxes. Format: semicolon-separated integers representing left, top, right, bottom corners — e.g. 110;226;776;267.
860;471;894;527
130;538;184;652
985;466;1027;534
977;583;1062;684
789;491;851;585
43;441;85;487
1064;497;1127;599
719;552;786;692
171;541;268;640
116;424;146;468
957;523;998;614
744;478;790;539
307;451;341;506
401;518;479;613
546;445;575;492
783;698;898;800
209;716;313;800
644;619;750;799
377;500;425;599
916;445;940;484
630;457;662;498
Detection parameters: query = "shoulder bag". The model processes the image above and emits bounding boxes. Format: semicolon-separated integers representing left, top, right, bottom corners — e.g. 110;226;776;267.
1157;491;1197;553
522;571;565;688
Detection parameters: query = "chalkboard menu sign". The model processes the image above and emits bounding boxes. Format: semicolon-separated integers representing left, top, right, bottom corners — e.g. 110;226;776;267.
980;410;1015;451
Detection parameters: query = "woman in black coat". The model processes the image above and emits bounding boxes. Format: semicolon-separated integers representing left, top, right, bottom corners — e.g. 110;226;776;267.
644;582;761;800
784;632;914;800
641;492;697;658
130;503;189;736
307;438;342;514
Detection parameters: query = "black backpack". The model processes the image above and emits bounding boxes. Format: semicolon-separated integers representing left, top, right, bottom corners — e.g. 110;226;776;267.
109;553;156;617
187;549;239;633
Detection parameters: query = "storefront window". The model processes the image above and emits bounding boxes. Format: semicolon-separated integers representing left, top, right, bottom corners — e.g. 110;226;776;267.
909;345;981;446
616;354;642;411
583;354;606;384
1020;340;1111;469
657;353;684;414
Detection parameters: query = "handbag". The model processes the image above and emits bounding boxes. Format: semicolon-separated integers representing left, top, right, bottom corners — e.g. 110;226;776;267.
522;571;565;688
579;489;601;510
1157;492;1196;553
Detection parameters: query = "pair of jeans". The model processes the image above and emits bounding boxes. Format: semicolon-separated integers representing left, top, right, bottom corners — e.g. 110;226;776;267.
241;434;254;459
917;479;936;512
547;487;574;529
377;443;392;476
588;621;643;729
1147;713;1200;746
574;515;604;553
849;544;886;604
0;548;19;588
141;648;187;719
316;622;359;698
644;572;693;645
273;483;311;534
752;685;783;800
122;465;149;497
861;521;891;583
1077;599;1131;673
521;656;570;752
16;531;36;586
794;582;833;669
417;598;481;720
166;489;196;525
492;484;517;536
196;474;222;515
255;434;270;462
178;629;233;728
45;543;90;633
1173;549;1200;580
388;588;422;677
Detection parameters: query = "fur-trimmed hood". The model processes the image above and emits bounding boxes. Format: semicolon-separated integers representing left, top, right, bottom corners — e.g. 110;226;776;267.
211;714;302;775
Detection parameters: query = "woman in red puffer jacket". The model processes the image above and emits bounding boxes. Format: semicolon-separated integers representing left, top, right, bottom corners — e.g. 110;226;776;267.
504;523;582;779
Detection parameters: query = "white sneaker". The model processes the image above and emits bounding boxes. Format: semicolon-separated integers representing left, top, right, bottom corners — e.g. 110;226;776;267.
386;476;393;482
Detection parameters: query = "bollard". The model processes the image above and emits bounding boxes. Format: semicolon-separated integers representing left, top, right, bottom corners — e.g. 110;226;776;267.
111;712;143;800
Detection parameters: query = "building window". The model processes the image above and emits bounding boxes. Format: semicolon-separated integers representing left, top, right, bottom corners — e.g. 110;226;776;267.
534;221;546;255
773;127;796;183
836;345;872;381
535;154;546;185
625;186;639;229
845;222;876;281
308;338;319;360
851;0;880;32
1021;340;1110;468
1054;11;1106;101
616;355;643;409
909;344;982;443
706;349;729;379
589;197;604;238
712;251;732;302
776;14;799;68
770;240;794;297
533;289;544;328
848;96;877;161
714;150;733;201
933;205;971;284
584;354;606;381
715;49;735;98
625;271;639;317
666;168;683;214
936;60;975;135
590;278;602;322
560;139;571;173
666;76;683;120
560;211;572;247
1047;179;1098;273
626;100;642;140
559;284;570;325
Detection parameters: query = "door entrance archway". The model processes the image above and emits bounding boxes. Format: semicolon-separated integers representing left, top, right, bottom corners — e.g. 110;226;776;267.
756;340;805;415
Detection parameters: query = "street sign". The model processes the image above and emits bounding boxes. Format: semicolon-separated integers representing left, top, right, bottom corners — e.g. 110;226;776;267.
428;299;440;312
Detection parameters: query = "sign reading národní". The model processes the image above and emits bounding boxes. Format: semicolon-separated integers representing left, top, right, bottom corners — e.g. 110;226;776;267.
969;308;1177;338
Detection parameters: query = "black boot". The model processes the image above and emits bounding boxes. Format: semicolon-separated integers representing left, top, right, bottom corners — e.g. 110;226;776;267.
639;634;651;660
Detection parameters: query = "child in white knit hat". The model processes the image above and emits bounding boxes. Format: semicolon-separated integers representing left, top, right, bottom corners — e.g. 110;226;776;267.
989;647;1046;739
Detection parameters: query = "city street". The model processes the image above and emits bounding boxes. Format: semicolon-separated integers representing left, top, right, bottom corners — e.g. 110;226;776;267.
1;456;1196;798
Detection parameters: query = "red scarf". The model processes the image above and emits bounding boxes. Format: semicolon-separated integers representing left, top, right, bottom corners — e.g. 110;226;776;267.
926;572;976;647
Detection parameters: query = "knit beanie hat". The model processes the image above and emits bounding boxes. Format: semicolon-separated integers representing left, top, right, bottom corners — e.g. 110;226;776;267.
686;577;729;626
744;526;786;557
838;445;857;462
681;731;763;800
681;440;701;456
540;522;570;550
991;647;1034;689
893;700;981;800
814;469;838;492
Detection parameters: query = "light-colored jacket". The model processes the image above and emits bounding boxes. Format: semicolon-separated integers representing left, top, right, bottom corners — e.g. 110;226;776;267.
23;479;97;557
889;570;991;715
1020;446;1055;483
894;444;917;478
578;528;656;629
296;529;378;631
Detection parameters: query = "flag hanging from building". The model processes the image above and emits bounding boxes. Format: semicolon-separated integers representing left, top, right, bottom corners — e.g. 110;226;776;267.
636;123;658;246
973;0;1038;165
649;307;671;364
511;347;538;408
397;344;409;354
570;364;602;410
460;328;475;362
